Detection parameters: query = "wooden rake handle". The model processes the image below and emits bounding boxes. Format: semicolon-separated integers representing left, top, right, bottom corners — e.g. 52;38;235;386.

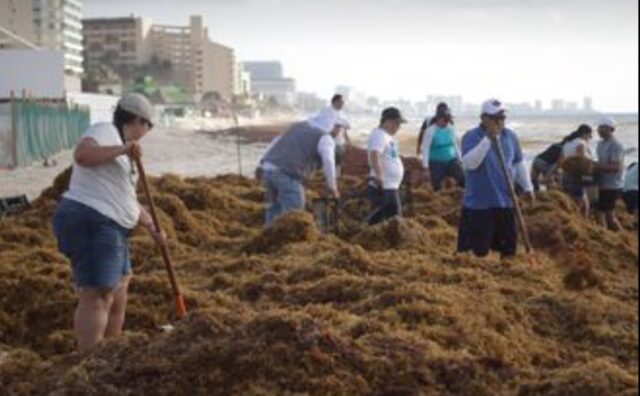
134;156;187;319
490;136;535;255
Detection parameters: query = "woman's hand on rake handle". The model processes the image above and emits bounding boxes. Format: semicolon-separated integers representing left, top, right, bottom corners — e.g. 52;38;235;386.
139;206;167;246
125;140;143;161
149;227;167;246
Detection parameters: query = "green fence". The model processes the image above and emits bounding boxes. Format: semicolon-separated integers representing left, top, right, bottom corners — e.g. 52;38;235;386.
12;100;90;167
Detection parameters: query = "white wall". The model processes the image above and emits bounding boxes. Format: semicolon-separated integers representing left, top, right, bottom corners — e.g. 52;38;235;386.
67;93;120;124
0;50;66;98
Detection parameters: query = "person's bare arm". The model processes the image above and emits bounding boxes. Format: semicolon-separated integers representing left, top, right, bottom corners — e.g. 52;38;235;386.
74;137;138;167
138;205;154;230
597;161;622;173
138;205;166;245
344;129;352;146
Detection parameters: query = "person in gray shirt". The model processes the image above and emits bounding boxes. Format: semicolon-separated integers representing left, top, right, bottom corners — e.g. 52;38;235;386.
260;111;341;225
595;117;625;231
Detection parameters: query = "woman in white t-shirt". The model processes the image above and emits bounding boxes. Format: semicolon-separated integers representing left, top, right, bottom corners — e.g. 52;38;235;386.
53;93;165;351
560;124;594;218
366;107;406;225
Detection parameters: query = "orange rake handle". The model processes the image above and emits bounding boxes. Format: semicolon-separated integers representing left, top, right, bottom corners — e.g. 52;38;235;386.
134;156;187;319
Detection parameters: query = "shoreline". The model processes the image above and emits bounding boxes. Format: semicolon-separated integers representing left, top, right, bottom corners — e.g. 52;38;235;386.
2;117;637;201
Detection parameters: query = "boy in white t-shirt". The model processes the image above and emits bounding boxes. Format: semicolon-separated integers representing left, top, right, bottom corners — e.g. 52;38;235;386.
366;107;406;225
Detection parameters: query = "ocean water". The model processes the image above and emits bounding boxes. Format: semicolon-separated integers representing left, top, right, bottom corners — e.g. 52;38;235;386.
348;113;639;164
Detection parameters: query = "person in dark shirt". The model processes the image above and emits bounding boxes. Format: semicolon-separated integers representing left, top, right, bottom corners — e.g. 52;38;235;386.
530;124;592;192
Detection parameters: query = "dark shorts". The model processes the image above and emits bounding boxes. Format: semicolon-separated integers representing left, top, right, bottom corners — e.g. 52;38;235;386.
597;189;622;212
366;185;402;225
428;159;465;191
532;157;554;175
335;145;347;166
531;158;554;192
457;207;518;257
623;190;638;214
562;176;585;200
53;198;132;290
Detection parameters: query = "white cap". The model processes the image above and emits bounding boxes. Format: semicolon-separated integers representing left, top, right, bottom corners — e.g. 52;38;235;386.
481;98;507;116
117;93;154;124
597;116;616;129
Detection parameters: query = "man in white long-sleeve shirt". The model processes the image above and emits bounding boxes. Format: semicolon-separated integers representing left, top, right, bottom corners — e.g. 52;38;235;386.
315;95;352;177
260;111;340;225
457;99;534;258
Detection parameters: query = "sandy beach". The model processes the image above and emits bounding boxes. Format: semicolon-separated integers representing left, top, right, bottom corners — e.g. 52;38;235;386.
1;114;637;201
0;124;280;200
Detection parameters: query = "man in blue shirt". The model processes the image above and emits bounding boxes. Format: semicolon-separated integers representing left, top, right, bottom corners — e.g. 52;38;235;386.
457;99;534;258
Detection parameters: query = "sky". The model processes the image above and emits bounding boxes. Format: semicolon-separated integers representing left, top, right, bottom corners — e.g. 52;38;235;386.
84;0;639;112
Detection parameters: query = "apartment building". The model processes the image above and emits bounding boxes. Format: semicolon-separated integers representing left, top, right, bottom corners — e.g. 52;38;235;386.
149;15;236;98
0;0;83;75
32;0;84;75
243;61;297;106
83;15;236;99
0;0;38;49
83;16;152;74
205;41;236;100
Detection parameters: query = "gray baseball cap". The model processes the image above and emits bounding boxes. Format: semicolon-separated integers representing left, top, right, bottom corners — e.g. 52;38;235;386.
117;93;154;125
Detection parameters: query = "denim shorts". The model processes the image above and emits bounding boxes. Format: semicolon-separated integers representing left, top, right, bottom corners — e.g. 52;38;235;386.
53;198;132;290
262;168;305;225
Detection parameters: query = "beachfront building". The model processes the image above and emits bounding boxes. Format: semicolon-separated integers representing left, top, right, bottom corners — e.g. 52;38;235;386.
83;15;238;99
32;0;84;75
83;16;153;75
0;0;84;76
148;16;237;99
203;41;236;100
0;0;38;49
243;61;297;106
583;97;594;112
551;99;566;113
235;62;252;99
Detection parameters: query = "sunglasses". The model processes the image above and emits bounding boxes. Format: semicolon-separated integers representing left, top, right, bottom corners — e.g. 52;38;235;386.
488;114;506;121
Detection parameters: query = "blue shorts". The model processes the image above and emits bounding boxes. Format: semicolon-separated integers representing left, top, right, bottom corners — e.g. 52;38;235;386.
53;198;132;289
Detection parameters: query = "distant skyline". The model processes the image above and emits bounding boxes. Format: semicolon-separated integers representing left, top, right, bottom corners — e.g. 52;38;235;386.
83;0;639;113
